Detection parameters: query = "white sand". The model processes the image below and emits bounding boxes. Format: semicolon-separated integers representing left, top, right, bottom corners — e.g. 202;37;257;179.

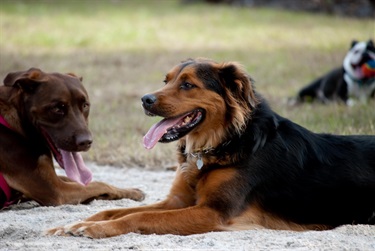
1;163;374;251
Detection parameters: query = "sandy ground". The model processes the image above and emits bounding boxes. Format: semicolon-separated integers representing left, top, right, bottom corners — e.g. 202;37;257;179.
1;163;374;251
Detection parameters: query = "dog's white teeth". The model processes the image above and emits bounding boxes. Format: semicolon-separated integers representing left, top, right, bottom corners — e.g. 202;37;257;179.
183;115;192;125
170;114;193;131
165;135;176;140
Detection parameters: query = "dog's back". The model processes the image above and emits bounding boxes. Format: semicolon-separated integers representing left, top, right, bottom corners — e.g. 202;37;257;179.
297;67;347;103
247;104;375;226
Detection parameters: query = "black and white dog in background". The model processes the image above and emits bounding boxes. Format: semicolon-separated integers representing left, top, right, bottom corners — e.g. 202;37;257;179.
294;39;375;105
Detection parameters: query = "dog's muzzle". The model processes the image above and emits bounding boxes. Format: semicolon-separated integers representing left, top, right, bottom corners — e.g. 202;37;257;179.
141;94;157;109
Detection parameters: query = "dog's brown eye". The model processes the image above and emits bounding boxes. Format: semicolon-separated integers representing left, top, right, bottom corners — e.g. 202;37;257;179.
51;104;65;115
82;102;90;111
180;82;195;90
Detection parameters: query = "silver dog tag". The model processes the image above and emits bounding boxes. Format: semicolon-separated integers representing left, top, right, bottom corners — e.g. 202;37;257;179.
196;158;203;170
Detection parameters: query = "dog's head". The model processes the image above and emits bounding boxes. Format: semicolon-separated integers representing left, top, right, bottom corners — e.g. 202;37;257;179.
3;68;92;185
142;58;259;152
343;39;375;79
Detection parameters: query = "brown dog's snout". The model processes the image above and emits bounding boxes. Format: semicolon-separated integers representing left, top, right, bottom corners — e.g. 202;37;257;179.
75;132;93;151
141;94;157;109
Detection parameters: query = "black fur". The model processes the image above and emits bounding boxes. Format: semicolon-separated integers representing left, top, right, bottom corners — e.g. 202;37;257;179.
195;64;224;96
298;67;348;102
177;88;375;227
237;97;375;226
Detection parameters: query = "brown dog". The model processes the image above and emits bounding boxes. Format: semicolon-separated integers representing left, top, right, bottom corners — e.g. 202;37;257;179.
47;58;375;238
0;68;144;207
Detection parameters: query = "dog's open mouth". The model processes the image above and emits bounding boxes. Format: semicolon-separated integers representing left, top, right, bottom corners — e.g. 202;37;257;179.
143;109;205;149
350;54;374;79
40;128;92;185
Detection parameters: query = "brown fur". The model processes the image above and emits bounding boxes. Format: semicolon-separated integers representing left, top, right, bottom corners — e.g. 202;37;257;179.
0;68;145;207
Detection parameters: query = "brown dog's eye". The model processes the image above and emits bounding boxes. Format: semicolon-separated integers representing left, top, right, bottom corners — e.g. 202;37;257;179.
180;82;195;90
51;104;65;116
82;102;90;111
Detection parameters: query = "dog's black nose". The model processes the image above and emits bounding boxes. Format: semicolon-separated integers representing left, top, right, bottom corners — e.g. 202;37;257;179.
142;94;157;108
76;133;93;150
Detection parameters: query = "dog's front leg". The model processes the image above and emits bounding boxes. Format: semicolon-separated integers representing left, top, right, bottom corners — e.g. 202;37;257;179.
46;171;199;236
10;156;145;206
83;168;197;221
45;200;179;236
59;180;146;204
50;206;223;238
52;176;146;203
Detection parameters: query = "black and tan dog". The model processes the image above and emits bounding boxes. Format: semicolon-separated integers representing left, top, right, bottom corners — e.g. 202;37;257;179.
0;68;144;208
48;59;374;238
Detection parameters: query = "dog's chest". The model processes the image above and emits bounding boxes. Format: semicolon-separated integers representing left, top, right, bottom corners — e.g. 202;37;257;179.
180;159;201;189
345;74;375;102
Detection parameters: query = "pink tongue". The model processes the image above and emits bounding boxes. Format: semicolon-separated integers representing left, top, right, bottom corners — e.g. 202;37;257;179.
354;67;364;79
60;150;92;185
143;117;183;150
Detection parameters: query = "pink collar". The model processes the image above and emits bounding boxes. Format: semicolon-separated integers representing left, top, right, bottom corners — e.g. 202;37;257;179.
0;114;14;208
0;114;10;128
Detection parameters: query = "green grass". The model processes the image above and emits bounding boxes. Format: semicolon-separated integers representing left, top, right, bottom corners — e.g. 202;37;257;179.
1;0;374;169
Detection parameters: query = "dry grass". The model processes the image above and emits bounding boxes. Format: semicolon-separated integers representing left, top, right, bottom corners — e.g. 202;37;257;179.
1;0;374;169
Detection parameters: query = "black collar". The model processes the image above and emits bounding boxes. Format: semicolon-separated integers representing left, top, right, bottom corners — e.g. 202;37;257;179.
180;139;234;169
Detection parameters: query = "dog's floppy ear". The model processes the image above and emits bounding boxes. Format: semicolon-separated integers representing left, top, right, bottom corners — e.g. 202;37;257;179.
3;68;48;93
217;62;259;134
218;62;259;108
67;72;83;82
350;40;358;48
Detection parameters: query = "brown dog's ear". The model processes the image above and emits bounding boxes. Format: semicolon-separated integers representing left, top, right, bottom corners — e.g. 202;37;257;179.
67;73;83;82
217;62;259;134
3;68;48;93
218;62;259;108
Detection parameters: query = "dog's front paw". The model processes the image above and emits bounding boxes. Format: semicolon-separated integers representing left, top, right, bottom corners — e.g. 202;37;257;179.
127;188;146;201
44;226;70;237
46;221;122;238
104;187;145;202
65;222;108;238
